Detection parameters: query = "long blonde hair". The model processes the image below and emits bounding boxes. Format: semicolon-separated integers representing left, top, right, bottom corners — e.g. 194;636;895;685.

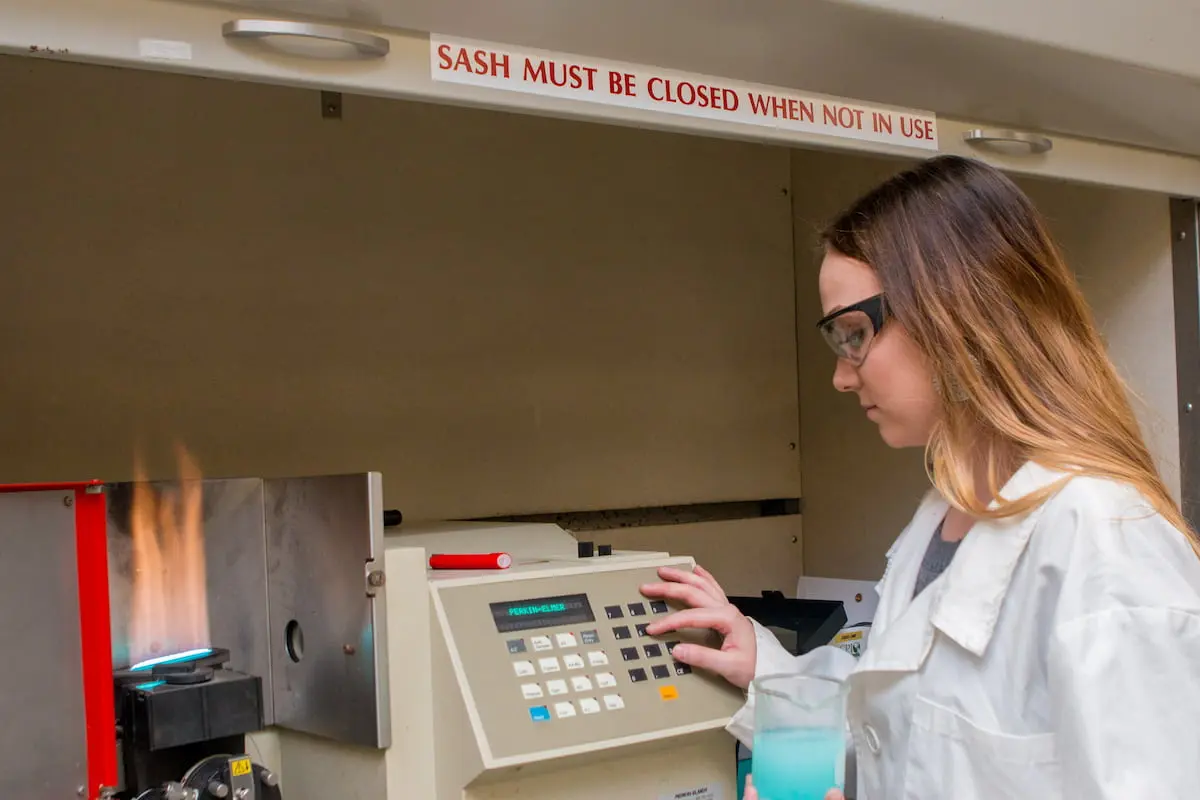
823;155;1197;551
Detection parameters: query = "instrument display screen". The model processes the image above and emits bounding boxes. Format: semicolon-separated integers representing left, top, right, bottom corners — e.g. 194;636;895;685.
489;593;595;633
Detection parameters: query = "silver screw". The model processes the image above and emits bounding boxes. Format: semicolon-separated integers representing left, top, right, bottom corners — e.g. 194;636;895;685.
234;788;250;800
76;787;86;798
1187;402;1194;413
367;570;385;587
208;781;229;798
63;495;73;507
262;771;279;788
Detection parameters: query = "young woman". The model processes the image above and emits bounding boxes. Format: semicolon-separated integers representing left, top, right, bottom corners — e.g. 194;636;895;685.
641;155;1200;800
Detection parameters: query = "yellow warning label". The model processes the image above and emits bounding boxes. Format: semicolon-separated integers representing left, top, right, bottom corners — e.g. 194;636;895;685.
230;757;252;777
834;630;864;643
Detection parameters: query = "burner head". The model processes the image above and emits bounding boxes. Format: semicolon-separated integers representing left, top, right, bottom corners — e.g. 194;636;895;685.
114;647;232;685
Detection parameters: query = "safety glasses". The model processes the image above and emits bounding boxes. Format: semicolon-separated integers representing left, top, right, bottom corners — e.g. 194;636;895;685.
815;294;888;366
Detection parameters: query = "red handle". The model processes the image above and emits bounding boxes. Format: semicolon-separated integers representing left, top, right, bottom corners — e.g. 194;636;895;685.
429;552;513;570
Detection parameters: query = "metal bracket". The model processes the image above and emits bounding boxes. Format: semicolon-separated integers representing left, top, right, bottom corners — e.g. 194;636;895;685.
1171;197;1200;528
321;91;342;120
365;563;385;597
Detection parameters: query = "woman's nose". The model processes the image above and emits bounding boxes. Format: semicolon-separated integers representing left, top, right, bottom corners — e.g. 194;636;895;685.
832;358;860;393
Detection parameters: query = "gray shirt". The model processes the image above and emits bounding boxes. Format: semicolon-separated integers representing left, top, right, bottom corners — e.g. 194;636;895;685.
912;520;961;598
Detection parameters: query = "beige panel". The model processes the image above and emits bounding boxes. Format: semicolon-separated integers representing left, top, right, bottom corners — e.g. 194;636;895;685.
790;150;1182;579
599;516;804;598
0;56;798;518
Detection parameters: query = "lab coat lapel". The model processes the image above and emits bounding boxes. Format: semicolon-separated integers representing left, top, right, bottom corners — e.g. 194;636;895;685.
855;490;948;674
928;461;1069;657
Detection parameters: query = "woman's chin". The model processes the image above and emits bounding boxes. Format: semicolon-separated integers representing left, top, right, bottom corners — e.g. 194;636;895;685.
876;422;924;449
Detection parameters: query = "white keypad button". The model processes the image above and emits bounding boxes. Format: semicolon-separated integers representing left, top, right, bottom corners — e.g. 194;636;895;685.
538;657;561;673
579;697;601;715
587;650;609;666
546;679;569;696
555;632;578;649
603;694;625;711
596;672;617;688
521;683;544;699
571;675;593;692
513;660;536;677
563;653;586;670
531;635;554;652
554;701;576;719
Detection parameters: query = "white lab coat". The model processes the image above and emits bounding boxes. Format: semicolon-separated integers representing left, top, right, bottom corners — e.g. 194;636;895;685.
727;461;1200;799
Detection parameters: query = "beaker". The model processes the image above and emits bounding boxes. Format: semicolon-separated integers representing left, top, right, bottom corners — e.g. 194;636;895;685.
750;673;848;800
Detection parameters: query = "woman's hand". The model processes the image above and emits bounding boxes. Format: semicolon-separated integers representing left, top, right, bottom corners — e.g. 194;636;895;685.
743;775;845;800
640;564;757;690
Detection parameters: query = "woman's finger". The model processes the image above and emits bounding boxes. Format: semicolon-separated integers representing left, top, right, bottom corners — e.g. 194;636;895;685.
638;581;725;612
692;564;728;598
643;566;725;604
644;605;739;637
743;774;757;800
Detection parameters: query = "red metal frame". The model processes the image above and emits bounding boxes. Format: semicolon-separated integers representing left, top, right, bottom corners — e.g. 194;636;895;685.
0;481;117;796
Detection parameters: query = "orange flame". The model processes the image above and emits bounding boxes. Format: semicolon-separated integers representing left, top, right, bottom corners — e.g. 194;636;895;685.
128;445;210;666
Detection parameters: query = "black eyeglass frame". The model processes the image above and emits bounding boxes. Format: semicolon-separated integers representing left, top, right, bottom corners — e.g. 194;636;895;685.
814;293;889;365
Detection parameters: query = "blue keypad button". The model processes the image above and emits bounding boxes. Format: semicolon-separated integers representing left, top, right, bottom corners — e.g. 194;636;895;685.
529;705;551;722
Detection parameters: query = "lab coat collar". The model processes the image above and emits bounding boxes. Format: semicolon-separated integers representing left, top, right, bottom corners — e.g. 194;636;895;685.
928;461;1069;657
856;461;1069;676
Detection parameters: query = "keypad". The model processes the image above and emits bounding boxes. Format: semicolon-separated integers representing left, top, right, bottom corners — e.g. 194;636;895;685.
508;594;692;723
